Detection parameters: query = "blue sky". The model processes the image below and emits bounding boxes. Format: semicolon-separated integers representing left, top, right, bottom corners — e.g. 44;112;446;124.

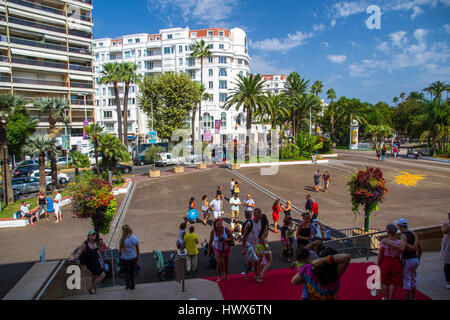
93;0;450;104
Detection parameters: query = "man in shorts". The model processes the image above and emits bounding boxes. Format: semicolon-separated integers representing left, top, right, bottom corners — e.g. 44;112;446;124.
20;201;37;226
209;194;222;219
54;190;62;223
243;194;255;220
242;208;263;283
314;169;321;192
229;193;241;227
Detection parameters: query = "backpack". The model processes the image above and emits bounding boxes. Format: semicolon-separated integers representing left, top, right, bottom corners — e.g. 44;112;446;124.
242;219;254;237
78;242;88;265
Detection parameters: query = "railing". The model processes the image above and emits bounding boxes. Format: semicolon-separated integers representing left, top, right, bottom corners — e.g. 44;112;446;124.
69;64;91;72
71;99;93;105
70;81;92;88
67;12;91;22
0;13;6;22
13;77;66;87
8;16;66;34
11;56;67;69
7;0;65;16
69;47;91;55
68;29;91;39
10;37;67;52
0;76;10;82
0;55;9;62
74;0;93;4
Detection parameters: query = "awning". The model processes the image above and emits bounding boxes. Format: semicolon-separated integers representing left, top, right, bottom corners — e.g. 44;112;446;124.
8;8;66;26
0;66;11;73
68;22;92;33
69;73;93;81
10;48;67;61
128;136;136;141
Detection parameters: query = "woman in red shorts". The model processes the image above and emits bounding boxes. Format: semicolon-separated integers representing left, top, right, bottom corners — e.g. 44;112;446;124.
378;223;403;300
208;219;233;282
272;199;281;234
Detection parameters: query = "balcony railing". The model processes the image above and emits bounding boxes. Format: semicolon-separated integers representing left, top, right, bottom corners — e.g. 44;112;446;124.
7;0;65;16
74;0;93;5
70;81;92;88
0;76;10;82
11;56;67;69
69;47;91;55
10;37;67;52
0;13;6;22
67;12;91;22
0;55;9;62
69;64;91;72
13;77;66;87
71;99;93;105
68;29;91;39
8;16;66;34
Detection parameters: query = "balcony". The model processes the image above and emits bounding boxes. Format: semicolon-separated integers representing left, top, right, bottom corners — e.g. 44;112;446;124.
8;16;66;34
0;55;9;63
11;56;67;69
68;29;91;39
69;64;91;72
74;0;93;5
10;37;67;52
0;76;10;83
70;81;92;88
67;12;91;23
13;77;66;87
69;47;91;56
71;99;93;106
7;0;65;16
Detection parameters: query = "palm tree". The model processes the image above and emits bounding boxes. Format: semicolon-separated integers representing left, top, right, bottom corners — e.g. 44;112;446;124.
392;97;399;107
86;123;104;172
0;93;26;204
223;74;267;163
120;62;140;148
324;102;339;142
194;83;212;159
291;93;322;134
310;80;324;97
190;40;212;147
284;72;310;137
99;62;124;143
326;88;337;104
335;98;367;134
98;133;130;180
33;97;69;191
69;150;90;178
23;135;56;193
424;81;447;99
367;124;393;152
255;92;289;130
408;91;425;101
399;92;406;102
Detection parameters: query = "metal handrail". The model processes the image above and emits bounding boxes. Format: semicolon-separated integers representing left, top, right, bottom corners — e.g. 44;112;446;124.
34;259;66;300
325;230;386;244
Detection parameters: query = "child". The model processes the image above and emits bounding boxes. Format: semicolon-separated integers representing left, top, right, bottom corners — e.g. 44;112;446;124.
183;226;199;274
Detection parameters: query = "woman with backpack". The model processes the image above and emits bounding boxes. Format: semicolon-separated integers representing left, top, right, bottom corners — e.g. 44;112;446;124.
208;218;233;282
68;230;105;294
119;225;140;290
177;223;187;250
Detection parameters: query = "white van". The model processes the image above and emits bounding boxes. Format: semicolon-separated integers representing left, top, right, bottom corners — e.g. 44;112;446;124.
155;153;185;167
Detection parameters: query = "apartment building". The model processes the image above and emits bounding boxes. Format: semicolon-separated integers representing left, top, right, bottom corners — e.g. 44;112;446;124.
93;26;260;146
262;74;287;94
0;0;94;152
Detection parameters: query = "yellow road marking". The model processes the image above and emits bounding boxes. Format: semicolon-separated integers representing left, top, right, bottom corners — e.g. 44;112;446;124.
394;172;426;187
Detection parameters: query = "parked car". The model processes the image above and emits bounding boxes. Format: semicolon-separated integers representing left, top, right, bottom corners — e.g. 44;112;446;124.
29;169;70;185
10;176;52;195
116;163;132;174
133;151;154;166
13;165;40;177
56;157;72;167
155;153;185;167
13;159;39;169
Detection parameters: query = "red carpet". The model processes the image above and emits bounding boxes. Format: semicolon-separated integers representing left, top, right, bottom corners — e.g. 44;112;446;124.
204;262;431;300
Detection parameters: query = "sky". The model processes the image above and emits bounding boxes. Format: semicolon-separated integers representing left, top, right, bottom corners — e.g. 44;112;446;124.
92;0;450;104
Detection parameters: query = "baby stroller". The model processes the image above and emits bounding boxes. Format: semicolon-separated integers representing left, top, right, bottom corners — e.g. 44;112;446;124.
201;240;217;270
153;250;177;281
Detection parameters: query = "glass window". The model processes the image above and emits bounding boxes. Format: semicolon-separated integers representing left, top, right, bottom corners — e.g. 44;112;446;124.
167;34;173;39
135;38;140;43
208;69;213;76
208;31;213;36
219;81;227;89
208;56;213;63
219;31;224;37
179;58;183;65
218;56;227;64
202;113;214;129
237;113;244;126
219;93;227;102
179;45;183;53
219;44;224;49
105;124;114;131
208;44;213;49
103;111;112;118
209;81;213;89
218;69;227;76
164;47;171;54
128;39;132;44
238;59;243;64
221;112;227;128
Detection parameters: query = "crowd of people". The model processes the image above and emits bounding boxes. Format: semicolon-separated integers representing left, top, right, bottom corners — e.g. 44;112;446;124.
18;190;63;226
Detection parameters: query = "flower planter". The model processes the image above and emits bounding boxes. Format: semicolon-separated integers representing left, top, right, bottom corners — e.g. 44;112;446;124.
197;163;207;170
149;170;160;178
173;166;184;174
231;163;240;170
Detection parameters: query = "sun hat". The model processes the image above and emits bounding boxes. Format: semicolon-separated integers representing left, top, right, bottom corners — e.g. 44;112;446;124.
313;219;319;222
395;218;408;227
87;230;96;236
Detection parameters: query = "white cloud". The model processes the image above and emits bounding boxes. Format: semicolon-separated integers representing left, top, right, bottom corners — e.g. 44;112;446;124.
322;41;329;48
249;54;292;75
413;28;428;42
390;31;408;48
147;0;239;26
410;6;424;19
327;55;347;63
376;41;390;54
444;24;450;34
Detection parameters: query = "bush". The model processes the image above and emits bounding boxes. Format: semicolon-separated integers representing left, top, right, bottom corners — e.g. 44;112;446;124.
319;137;333;154
145;146;165;162
280;143;300;159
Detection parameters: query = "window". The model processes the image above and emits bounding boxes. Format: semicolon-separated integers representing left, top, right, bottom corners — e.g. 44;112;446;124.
130;86;135;93
221;112;227;128
137;50;141;57
105;124;114;131
164;47;171;54
208;56;213;63
219;44;224;49
219;81;227;89
209;81;213;89
179;45;183;53
127;125;133;132
191;32;197;38
138;62;142;68
219;31;224;37
239;71;244;76
124;51;131;58
145;61;153;70
110;54;116;60
208;44;213;49
127;98;135;105
238;59;243;64
108;87;114;95
207;31;213;37
95;100;99;106
187;58;195;67
202;112;213;129
101;54;105;61
185;45;189;52
93;43;96;48
99;42;103;47
167;34;173;39
219;69;227;76
218;56;227;64
179;58;183;65
156;36;160;40
187;70;195;79
208;69;213;76
135;38;140;43
108;99;116;106
219;93;227;102
237;113;244;126
128;39;132;44
122;110;132;117
102;88;106;95
104;111;112;118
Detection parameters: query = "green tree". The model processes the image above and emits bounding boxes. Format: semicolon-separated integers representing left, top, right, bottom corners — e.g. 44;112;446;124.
334;97;368;145
99;62;123;143
223;73;267;163
323;101;339;142
86;123;104;172
294;131;323;158
284;72;310;136
399;92;406;102
0;93;26;204
190;40;212;145
310;80;324;97
33;97;69;191
424;81;447;99
255;92;289;129
367;124;394;152
98;133;131;181
326;88;337;104
22;135;56;193
70;150;91;178
144;145;165;167
6;109;37;162
407;91;425;101
291;93;322;135
138;73;201;141
392;97;398;107
120;62;140;148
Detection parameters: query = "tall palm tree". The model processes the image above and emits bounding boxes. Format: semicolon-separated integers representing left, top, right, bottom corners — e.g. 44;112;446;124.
324;102;339;142
310;80;324;97
291;93;322;134
424;81;447;99
23;135;56;193
120;62;140;148
190;40;212;147
408;91;425;101
33;97;69;191
98;133;130;179
86;123;104;172
392;97;399;107
255;92;289;130
99;62;123;143
0;93;26;204
367;124;393;152
284;72;310;137
223;74;267;163
399;92;406;102
194;83;212;159
326;88;337;104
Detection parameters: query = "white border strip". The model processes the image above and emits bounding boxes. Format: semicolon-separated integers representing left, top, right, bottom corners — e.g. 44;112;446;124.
239;159;329;168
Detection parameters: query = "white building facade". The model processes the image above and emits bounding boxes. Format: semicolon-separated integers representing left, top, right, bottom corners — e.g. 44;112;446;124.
262;74;287;94
93;27;256;146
